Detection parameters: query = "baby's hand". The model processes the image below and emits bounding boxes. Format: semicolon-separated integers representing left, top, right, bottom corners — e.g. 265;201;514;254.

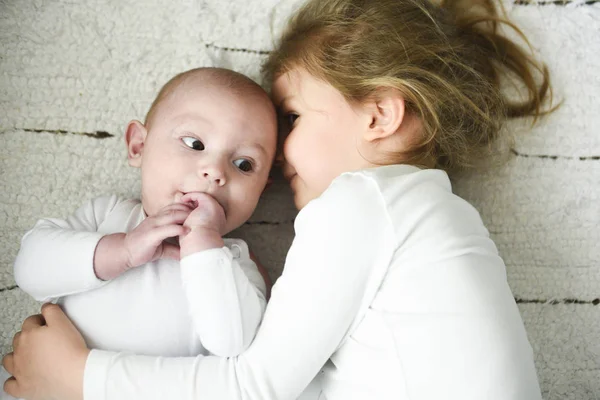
179;192;226;258
94;203;190;280
181;192;226;232
124;202;192;266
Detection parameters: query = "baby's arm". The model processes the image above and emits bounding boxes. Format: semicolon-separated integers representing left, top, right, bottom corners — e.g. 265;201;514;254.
14;196;186;302
14;196;121;302
180;240;267;357
177;193;267;357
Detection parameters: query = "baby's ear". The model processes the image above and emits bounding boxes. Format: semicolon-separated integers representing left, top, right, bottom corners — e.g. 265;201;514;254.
125;120;147;168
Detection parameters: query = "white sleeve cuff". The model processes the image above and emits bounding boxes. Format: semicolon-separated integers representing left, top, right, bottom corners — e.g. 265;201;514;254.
84;349;117;400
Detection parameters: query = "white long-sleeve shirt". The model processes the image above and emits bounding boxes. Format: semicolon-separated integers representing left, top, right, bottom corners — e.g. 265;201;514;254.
84;165;542;400
13;195;267;358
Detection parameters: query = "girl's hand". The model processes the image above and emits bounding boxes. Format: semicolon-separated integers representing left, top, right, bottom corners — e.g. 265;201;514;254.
2;304;88;400
94;203;191;280
179;192;226;258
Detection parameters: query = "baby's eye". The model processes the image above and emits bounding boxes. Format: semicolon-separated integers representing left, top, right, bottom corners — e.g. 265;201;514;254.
233;158;253;172
181;136;205;151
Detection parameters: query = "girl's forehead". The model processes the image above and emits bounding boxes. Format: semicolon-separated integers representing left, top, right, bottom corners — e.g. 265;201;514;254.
273;69;346;110
272;69;315;103
272;71;296;95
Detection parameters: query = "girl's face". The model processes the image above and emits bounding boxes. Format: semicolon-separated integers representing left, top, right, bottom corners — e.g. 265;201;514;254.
272;68;376;210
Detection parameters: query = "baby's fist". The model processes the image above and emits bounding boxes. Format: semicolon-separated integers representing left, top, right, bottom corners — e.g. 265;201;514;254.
179;192;226;257
181;192;226;233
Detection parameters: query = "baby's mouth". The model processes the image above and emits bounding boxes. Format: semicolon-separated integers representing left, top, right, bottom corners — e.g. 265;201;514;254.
165;236;179;246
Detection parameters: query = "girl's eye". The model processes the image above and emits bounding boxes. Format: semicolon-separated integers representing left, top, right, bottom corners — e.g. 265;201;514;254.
181;136;205;151
278;112;299;136
287;113;299;126
233;158;253;172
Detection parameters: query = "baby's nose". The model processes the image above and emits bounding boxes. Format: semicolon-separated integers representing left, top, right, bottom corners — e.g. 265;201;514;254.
200;164;226;186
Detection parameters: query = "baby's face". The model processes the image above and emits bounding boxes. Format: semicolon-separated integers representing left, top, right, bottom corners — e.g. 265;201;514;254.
136;83;277;235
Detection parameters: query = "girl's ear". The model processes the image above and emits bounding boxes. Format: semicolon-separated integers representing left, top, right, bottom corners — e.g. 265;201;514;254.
363;91;405;142
125;120;147;168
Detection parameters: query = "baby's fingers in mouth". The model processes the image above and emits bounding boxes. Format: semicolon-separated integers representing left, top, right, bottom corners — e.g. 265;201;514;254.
181;192;224;214
184;199;199;209
180;192;202;208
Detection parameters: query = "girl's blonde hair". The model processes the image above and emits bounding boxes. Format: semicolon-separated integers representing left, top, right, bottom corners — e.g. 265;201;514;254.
262;0;554;171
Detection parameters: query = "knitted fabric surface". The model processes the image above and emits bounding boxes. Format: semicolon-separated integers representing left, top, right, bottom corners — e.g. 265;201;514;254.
0;0;598;398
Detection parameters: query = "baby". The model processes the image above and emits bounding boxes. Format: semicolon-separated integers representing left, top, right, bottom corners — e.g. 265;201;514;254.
6;67;277;366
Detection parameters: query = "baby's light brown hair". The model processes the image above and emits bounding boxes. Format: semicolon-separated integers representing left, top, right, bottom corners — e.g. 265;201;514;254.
263;0;554;172
145;67;274;129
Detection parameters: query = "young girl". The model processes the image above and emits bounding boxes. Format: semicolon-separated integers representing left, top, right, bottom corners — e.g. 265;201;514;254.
3;0;553;399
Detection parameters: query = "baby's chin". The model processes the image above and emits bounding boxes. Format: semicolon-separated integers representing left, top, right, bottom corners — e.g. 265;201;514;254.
223;206;261;236
222;216;247;237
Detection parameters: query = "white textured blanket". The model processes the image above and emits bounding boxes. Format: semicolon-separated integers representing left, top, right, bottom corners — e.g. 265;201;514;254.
0;0;598;398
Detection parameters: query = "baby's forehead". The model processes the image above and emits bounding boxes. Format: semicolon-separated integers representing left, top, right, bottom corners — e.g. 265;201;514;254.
178;69;266;96
170;76;273;111
147;68;273;118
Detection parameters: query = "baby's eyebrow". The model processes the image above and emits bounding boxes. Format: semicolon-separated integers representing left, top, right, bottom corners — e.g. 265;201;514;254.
238;143;268;159
254;144;269;158
175;112;213;125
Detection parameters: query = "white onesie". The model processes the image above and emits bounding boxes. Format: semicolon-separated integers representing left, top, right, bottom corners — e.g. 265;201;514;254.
12;195;267;357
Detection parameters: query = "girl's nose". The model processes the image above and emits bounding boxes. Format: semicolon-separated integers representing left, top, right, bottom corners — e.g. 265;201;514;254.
274;152;285;167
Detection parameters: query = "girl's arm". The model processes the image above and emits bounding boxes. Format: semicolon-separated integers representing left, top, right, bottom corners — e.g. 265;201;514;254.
179;240;267;357
87;174;391;400
13;196;123;302
5;173;393;400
